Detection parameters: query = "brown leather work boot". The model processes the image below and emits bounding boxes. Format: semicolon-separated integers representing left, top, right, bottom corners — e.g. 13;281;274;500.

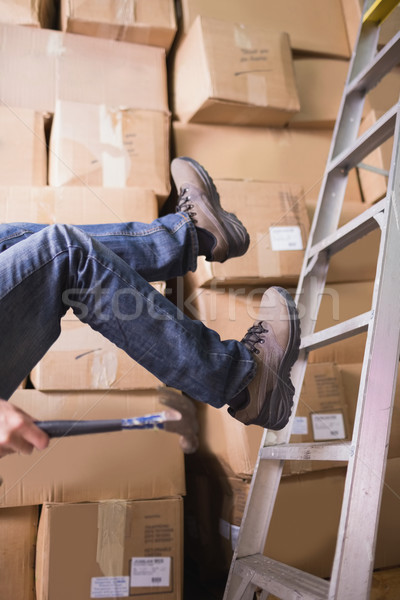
171;156;250;263
229;287;301;430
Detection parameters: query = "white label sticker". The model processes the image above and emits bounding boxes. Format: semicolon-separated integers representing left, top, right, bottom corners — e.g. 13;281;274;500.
231;525;240;551
269;226;303;251
292;416;308;435
219;518;230;540
311;413;345;441
90;576;129;598
130;557;171;587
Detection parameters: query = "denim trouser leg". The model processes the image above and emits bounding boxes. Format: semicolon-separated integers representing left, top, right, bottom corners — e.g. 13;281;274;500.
0;221;256;403
0;212;199;281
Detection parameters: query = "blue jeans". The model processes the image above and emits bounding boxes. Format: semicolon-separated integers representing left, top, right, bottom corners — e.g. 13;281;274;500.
0;214;256;404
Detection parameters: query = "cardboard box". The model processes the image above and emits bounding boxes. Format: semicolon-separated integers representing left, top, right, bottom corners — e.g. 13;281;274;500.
0;24;168;113
177;0;351;58
339;363;400;461
358;109;394;205
0;389;185;507
191;180;309;287
340;0;362;53
172;122;362;206
0;506;39;600
31;309;165;391
379;5;400;48
49;101;171;200
187;458;400;581
308;280;375;364
172;17;300;127
307;200;380;283
36;497;183;600
265;458;400;578
290;58;349;129
60;0;177;51
0;185;158;224
286;362;350;475
0;0;56;27
0;107;47;185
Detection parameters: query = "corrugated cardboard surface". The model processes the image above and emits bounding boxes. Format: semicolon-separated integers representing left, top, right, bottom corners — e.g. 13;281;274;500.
36;497;183;600
186;458;400;582
49;102;171;199
61;0;177;51
177;0;350;58
0;390;185;507
172;122;362;205
173;17;300;127
31;309;164;391
0;23;168;113
0;186;158;224
0;107;47;186
190;180;309;286
291;57;349;128
0;505;38;600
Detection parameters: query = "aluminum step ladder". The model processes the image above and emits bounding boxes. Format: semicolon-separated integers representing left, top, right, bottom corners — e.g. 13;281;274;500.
223;1;400;599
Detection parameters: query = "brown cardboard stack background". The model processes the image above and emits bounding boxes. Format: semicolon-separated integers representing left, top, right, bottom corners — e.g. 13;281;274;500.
0;3;185;599
1;0;400;598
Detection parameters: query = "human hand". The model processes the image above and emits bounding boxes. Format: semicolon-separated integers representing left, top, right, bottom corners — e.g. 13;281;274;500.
0;399;49;458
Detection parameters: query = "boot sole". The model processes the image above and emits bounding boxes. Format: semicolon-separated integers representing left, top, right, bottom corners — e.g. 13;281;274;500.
175;157;250;261
254;287;301;430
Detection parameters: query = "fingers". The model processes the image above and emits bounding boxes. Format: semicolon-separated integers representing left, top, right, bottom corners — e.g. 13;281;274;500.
0;399;50;458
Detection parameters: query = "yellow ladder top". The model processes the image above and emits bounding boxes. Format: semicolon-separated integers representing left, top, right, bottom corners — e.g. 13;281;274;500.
363;0;400;23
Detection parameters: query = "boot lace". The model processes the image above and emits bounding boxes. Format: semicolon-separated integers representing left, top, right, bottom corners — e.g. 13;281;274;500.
176;187;198;224
241;321;267;355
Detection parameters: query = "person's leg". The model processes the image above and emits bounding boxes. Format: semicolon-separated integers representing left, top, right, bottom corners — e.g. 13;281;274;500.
0;212;198;282
0;223;256;403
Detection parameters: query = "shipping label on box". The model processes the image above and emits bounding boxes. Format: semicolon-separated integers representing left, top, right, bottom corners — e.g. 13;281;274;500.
36;498;183;600
191;180;309;286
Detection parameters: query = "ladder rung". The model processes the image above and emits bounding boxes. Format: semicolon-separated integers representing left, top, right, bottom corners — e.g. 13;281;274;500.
328;104;398;173
307;198;385;263
261;441;352;462
347;31;400;95
362;0;399;23
300;311;372;352
233;554;329;600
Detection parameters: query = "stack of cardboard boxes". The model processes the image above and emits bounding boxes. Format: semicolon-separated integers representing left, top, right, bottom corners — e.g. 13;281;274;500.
0;2;188;599
169;0;400;587
1;0;400;597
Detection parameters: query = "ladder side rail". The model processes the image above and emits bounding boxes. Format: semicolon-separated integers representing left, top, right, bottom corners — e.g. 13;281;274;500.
302;3;384;256
310;104;396;246
328;107;400;599
347;31;400;96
